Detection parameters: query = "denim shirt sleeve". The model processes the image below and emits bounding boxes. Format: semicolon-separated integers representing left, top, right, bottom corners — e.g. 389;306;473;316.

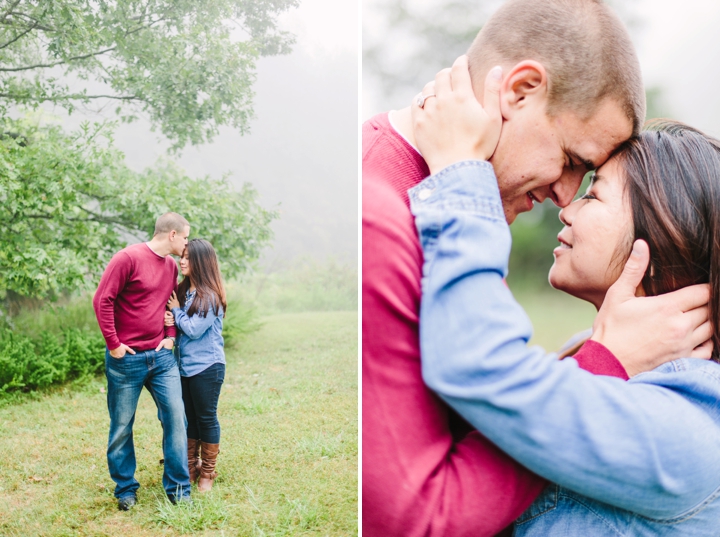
171;305;219;340
410;160;720;519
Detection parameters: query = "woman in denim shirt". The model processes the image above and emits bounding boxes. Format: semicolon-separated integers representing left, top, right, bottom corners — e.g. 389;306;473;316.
411;72;720;534
166;239;226;492
509;122;720;535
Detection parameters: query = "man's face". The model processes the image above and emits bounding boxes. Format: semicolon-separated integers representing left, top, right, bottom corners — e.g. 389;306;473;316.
170;226;190;256
490;97;633;223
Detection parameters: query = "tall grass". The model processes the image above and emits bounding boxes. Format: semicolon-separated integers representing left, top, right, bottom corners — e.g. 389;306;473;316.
6;294;99;337
235;257;358;315
0;256;358;400
0;310;358;536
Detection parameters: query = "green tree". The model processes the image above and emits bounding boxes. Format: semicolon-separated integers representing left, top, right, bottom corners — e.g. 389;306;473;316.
0;117;275;300
0;0;296;304
0;0;297;150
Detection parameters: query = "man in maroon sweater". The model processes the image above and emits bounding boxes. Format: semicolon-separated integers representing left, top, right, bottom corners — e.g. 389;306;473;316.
362;1;711;535
93;212;190;510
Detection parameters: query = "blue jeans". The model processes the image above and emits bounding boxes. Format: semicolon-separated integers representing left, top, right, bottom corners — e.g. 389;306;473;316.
181;363;225;443
105;347;190;500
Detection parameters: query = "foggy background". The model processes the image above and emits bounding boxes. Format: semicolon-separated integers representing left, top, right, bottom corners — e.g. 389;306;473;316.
363;0;720;137
69;0;359;269
362;0;720;350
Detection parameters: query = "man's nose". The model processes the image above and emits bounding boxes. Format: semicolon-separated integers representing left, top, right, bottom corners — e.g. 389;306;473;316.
550;168;586;208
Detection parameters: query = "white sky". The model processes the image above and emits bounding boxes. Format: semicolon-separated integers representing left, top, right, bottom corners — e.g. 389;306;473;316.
280;0;358;57
633;0;720;136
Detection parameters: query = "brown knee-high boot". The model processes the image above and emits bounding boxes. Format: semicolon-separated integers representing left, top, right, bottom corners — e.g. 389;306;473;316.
198;442;219;492
187;438;202;483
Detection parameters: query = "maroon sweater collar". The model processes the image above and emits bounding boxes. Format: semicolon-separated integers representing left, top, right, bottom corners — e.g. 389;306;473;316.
371;112;430;208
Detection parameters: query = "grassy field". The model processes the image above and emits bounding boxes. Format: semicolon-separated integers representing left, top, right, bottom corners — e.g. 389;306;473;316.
0;311;358;536
510;286;598;353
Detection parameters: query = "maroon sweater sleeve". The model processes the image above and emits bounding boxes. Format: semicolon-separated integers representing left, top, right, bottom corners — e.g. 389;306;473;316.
573;340;630;380
93;251;131;350
363;179;545;537
164;262;178;339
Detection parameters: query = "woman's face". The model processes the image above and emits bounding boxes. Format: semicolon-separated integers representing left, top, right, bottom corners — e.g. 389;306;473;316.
548;157;634;309
179;250;191;277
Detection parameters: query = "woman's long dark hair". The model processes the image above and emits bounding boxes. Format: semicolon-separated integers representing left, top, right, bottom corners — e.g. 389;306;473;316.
615;119;720;360
177;239;227;318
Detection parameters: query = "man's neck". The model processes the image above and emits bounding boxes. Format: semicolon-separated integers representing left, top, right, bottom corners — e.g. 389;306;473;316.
390;107;418;149
145;238;172;258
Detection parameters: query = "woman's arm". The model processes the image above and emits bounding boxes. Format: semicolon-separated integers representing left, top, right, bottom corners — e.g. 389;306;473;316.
172;303;220;340
411;163;720;519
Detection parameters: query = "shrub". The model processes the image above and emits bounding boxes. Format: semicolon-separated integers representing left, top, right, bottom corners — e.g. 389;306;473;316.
0;328;105;394
0;289;260;397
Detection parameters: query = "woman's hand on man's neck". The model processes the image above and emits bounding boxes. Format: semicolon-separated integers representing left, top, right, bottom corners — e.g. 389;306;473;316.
390;107;418;149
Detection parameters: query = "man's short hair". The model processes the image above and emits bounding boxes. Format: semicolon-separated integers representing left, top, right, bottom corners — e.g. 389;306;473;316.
468;0;645;135
153;212;189;236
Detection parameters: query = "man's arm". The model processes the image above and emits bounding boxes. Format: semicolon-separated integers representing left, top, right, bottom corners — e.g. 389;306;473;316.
362;177;545;537
164;264;178;340
411;162;720;519
92;252;136;356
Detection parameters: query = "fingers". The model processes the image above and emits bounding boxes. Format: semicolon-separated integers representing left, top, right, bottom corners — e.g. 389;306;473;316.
689;337;713;360
419;81;438;113
450;55;474;99
606;240;650;301
683;305;709;331
661;283;711;313
434;67;452;98
125;345;136;355
482;65;503;122
689;320;713;350
155;343;162;352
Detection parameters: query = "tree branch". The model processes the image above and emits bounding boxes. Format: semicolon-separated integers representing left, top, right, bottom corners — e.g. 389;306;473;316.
2;11;55;32
75;207;147;240
6;209;143;239
0;46;116;71
0;13;170;72
0;1;22;25
0;91;144;102
0;21;37;50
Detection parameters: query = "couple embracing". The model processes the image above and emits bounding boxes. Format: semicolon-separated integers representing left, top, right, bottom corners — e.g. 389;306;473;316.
364;0;720;535
92;212;227;510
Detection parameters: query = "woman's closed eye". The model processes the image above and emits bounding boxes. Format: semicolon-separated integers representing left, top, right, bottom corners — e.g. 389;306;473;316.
579;193;596;201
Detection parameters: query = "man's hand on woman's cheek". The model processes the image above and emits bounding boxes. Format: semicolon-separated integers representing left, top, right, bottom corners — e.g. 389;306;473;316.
411;55;503;175
591;239;712;377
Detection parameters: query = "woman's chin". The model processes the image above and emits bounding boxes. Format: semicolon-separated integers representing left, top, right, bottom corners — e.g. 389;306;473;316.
548;270;584;300
548;272;604;310
547;265;567;292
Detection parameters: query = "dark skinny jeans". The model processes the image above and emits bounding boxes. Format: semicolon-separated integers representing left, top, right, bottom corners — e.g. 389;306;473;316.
181;362;225;444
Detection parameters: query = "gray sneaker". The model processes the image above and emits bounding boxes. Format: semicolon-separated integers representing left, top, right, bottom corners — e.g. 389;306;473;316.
168;493;192;506
118;495;137;511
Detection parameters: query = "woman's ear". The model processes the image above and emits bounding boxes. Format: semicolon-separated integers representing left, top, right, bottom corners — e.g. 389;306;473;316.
500;60;549;119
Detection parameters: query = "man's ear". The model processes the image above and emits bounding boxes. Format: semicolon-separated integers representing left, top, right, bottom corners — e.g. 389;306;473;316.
500;60;548;119
169;230;177;241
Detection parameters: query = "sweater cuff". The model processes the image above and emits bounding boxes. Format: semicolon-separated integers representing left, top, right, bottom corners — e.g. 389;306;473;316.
105;336;121;351
573;340;629;380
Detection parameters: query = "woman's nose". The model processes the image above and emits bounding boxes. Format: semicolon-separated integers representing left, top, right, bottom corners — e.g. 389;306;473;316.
558;204;574;226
